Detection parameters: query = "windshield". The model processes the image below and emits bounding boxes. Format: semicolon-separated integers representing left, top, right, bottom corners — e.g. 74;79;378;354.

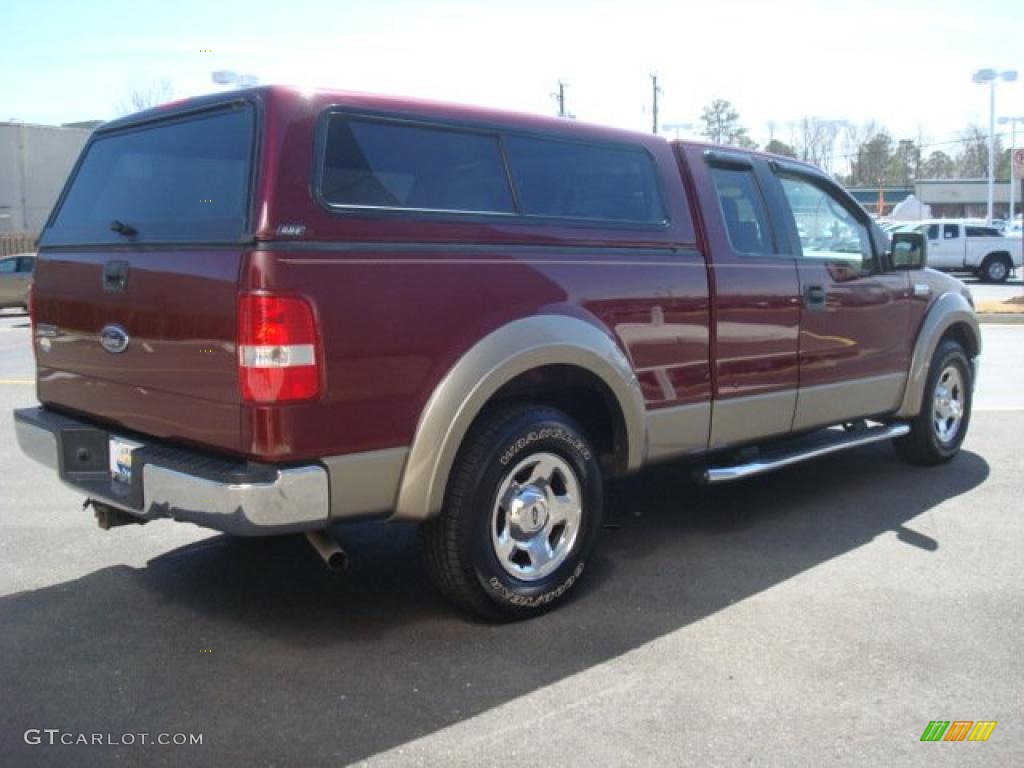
43;104;254;246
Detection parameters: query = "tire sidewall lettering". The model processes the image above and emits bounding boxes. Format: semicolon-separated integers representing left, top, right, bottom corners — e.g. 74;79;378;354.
487;562;586;608
499;426;591;467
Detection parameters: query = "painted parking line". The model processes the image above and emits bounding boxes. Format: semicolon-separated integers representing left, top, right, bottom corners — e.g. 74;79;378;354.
0;379;33;384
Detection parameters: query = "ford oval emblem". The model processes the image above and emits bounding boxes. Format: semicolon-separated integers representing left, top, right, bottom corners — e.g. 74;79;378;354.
99;324;130;354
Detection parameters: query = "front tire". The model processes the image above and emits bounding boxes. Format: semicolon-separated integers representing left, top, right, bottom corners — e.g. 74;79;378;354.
894;339;972;465
420;405;603;620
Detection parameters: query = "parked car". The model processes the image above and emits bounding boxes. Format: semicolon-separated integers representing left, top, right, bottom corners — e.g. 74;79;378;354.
0;253;34;311
15;87;979;619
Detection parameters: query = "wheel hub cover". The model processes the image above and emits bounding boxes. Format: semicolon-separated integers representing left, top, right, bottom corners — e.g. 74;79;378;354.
508;487;549;538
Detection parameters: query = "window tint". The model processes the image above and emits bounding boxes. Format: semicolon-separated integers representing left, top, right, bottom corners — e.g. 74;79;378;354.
966;225;1000;237
321;117;514;214
944;224;958;239
926;224;939;239
779;175;872;269
45;106;253;246
17;256;34;273
0;259;15;274
504;136;665;222
709;168;774;255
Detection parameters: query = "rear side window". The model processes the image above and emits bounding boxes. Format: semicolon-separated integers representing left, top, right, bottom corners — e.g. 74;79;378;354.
504;136;665;222
709;167;774;255
18;256;35;272
321;117;514;214
966;225;1000;237
44;106;253;246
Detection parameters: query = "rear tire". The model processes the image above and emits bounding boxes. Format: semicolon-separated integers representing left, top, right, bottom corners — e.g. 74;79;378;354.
420;404;603;620
979;254;1011;283
894;339;972;465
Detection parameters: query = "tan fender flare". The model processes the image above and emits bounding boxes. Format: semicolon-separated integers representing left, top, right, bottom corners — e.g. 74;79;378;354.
391;315;646;522
896;291;981;418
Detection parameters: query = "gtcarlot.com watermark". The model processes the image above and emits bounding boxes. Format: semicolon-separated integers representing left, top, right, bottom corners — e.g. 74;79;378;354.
24;729;202;747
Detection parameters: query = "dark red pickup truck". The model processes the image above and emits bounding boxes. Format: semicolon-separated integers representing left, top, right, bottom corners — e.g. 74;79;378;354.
15;86;979;619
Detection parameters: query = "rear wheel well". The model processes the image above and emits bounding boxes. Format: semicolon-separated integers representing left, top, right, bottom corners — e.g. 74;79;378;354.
485;365;629;476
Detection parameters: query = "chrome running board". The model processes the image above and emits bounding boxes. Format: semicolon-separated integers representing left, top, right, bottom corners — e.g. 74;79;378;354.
702;423;910;485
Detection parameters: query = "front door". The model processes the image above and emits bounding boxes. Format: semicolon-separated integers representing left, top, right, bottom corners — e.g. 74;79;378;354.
0;256;31;307
925;222;963;269
771;171;912;431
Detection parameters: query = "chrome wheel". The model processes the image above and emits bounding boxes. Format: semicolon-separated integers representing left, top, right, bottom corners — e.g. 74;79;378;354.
987;259;1009;282
932;364;965;444
491;452;582;582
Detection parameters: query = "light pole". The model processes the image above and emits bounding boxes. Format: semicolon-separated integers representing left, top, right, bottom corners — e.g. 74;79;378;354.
998;115;1024;225
972;68;1018;223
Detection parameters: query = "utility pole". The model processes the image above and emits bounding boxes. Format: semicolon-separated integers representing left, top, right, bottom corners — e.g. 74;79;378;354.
552;80;568;118
651;74;662;135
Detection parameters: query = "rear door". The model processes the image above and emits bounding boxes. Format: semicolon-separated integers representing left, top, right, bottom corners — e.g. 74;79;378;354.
32;100;257;455
681;146;801;447
768;168;911;431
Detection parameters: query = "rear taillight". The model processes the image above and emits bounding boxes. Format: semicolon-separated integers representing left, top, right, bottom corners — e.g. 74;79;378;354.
237;294;321;403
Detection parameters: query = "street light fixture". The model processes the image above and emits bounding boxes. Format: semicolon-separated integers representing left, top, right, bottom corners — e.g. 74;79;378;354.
998;115;1024;226
661;122;695;140
972;68;1018;223
212;70;259;89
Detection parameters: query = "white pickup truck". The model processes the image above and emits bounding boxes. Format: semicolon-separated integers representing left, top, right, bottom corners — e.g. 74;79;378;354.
909;220;1021;283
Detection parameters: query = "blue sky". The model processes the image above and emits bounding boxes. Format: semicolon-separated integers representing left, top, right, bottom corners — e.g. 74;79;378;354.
4;0;1023;155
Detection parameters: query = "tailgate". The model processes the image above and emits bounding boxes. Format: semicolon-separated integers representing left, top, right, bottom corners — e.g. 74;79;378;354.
32;101;256;456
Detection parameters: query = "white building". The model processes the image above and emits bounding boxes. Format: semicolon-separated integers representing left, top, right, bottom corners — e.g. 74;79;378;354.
0;121;97;234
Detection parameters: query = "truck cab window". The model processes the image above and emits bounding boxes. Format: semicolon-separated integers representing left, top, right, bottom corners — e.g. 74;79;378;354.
709;167;774;255
778;175;872;270
944;224;958;239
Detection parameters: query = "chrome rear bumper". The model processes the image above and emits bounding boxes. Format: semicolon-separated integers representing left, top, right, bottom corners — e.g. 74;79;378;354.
14;407;329;536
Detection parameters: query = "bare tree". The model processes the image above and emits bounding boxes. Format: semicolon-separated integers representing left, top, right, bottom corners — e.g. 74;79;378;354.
791;117;843;173
957;124;1001;179
117;78;174;116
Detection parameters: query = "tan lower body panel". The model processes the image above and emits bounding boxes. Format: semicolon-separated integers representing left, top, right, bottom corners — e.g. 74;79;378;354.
710;389;797;448
323;447;409;520
792;373;907;431
644;402;711;462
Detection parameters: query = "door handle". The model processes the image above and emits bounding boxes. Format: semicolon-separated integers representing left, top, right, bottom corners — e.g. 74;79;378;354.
804;284;826;311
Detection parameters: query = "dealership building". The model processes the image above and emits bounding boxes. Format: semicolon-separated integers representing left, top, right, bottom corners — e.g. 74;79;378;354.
848;179;1022;220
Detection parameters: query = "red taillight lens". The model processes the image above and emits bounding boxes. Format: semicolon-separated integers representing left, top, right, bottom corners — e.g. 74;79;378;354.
237;294;321;403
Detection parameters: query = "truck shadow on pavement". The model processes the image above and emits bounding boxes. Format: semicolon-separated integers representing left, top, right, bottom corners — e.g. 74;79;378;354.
0;446;989;766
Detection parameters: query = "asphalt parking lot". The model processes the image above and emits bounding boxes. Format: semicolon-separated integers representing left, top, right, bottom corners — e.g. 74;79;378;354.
960;270;1024;305
0;308;1022;767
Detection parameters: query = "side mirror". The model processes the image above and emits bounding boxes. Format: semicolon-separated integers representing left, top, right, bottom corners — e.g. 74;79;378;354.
889;231;927;270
